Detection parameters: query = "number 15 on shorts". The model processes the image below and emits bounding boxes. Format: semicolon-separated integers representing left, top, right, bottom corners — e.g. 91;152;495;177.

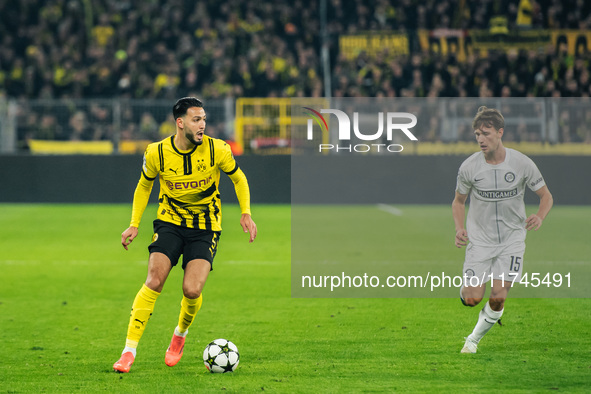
509;256;521;271
504;255;522;285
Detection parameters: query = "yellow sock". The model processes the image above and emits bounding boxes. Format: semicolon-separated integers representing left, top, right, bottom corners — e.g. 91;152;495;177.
125;284;160;348
177;294;203;333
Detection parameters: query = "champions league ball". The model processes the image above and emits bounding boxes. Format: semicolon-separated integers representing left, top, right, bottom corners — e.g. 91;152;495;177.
203;339;240;373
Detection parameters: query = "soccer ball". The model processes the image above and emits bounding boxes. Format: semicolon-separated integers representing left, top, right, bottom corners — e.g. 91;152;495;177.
203;339;240;373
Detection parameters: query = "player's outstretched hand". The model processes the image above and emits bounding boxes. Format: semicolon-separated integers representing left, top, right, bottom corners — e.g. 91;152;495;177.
455;229;469;248
525;214;543;231
240;214;257;243
121;226;139;250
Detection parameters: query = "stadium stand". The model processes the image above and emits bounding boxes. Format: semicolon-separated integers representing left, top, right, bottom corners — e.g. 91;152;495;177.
2;0;591;101
1;0;590;149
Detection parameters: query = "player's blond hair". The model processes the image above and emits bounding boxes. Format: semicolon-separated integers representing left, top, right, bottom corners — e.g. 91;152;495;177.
472;106;505;131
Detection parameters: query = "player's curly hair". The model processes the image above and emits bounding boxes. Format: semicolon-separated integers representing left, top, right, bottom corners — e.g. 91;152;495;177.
173;97;203;119
472;106;504;131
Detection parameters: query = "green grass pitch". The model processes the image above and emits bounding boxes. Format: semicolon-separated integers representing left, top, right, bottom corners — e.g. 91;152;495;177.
0;204;589;392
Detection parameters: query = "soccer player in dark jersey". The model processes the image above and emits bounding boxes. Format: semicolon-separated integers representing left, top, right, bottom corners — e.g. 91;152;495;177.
113;97;257;373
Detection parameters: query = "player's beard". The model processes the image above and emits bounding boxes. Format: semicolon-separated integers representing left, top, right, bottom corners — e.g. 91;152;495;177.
186;131;203;146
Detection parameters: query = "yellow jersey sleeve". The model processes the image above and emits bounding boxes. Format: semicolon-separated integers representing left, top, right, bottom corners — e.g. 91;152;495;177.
129;175;154;227
129;143;160;227
218;140;238;174
216;141;251;215
228;167;251;215
142;142;160;181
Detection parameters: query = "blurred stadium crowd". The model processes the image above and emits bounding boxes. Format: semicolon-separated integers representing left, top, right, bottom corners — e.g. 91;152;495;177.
1;0;591;148
1;0;591;101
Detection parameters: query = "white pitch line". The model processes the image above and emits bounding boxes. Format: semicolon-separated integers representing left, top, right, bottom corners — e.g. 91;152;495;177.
377;204;403;216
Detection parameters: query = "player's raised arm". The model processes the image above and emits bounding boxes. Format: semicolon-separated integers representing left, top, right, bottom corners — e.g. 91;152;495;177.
452;191;469;248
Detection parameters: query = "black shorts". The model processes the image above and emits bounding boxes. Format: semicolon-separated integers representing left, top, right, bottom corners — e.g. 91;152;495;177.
148;219;221;270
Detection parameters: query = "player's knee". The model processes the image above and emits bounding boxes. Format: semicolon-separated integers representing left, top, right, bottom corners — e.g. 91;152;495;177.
145;275;166;293
462;297;482;307
488;297;505;311
182;286;202;300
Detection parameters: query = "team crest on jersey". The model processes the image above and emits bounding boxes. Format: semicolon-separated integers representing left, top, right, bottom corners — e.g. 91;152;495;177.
504;172;516;183
196;159;207;173
152;233;159;243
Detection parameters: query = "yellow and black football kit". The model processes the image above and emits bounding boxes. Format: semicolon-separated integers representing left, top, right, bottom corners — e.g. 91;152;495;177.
130;134;251;232
119;134;251;356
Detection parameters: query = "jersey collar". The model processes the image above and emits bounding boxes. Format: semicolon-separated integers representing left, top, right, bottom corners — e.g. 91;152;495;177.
481;147;510;166
171;135;200;155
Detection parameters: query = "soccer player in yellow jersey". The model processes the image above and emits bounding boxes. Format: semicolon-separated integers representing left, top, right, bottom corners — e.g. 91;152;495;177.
113;97;257;373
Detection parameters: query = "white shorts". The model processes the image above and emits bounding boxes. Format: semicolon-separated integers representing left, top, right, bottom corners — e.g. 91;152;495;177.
462;241;525;287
